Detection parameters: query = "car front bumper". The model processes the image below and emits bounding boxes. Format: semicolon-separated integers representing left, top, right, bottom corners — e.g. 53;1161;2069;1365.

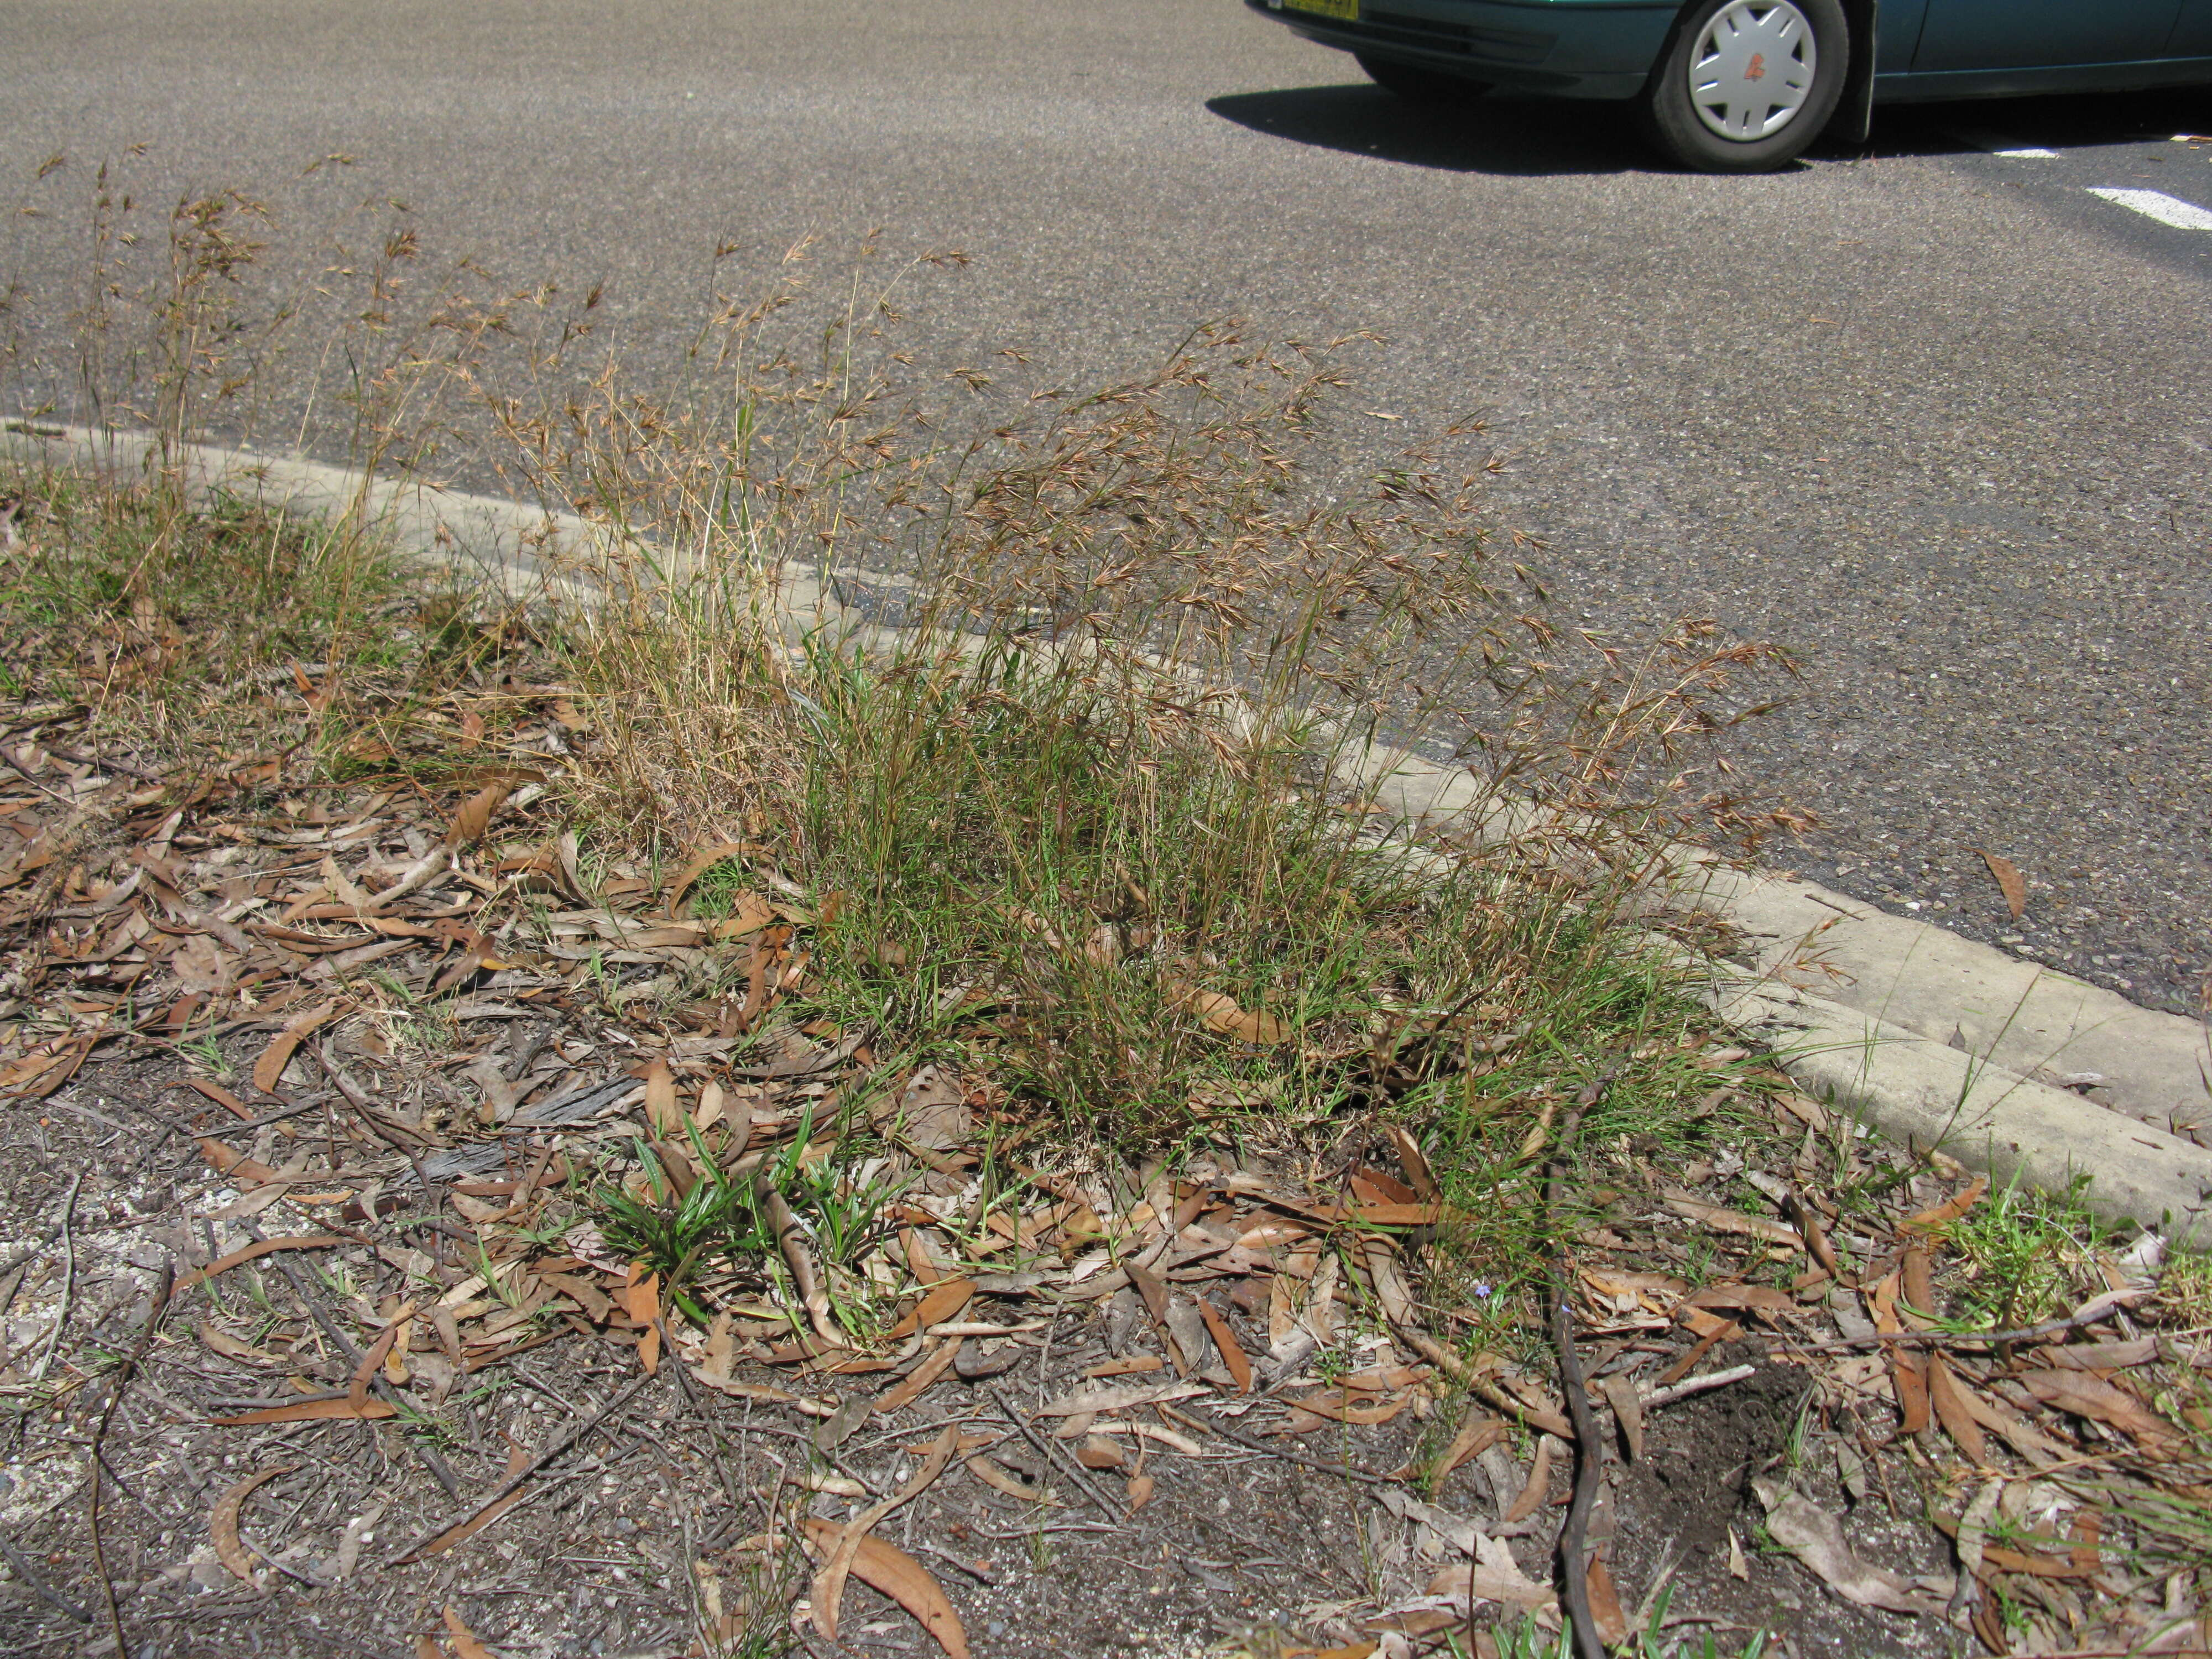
1244;0;1677;100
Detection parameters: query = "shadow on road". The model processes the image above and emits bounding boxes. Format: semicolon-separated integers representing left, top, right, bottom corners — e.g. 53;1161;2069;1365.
1207;84;1648;178
1856;85;2212;156
1212;81;2212;175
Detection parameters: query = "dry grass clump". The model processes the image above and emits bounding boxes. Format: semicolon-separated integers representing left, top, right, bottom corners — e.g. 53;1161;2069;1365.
3;157;1802;1156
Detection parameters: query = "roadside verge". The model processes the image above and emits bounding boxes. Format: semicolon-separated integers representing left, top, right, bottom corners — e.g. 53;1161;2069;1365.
11;418;2209;1245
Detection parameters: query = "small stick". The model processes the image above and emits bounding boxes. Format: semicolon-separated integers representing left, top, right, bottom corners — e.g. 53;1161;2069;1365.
0;1214;69;1281
28;1171;84;1383
1186;1405;1399;1486
1785;1301;2145;1355
154;1083;326;1135
1639;1364;1758;1411
89;1262;170;1655
1548;1092;1607;1659
659;1318;747;1517
988;1384;1124;1523
390;1369;657;1563
0;1534;89;1625
243;1218;461;1499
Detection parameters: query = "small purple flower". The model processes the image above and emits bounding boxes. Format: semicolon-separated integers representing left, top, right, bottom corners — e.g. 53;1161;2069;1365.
1472;1282;1494;1300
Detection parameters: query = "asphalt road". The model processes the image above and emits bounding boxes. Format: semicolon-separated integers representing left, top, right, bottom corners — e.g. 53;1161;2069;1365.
3;1;2208;1014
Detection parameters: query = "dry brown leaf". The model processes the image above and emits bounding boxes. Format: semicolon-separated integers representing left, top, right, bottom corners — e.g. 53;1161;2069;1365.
1601;1375;1646;1464
1901;1243;1938;1326
194;1136;275;1182
1302;1198;1453;1228
1762;1487;1948;1614
441;1604;494;1659
2016;1369;2178;1444
1929;1512;2099;1580
1426;1536;1558;1614
1900;1176;1987;1233
643;1061;682;1135
1978;849;2028;919
667;839;748;908
1170;981;1291;1045
444;781;512;849
1683;1283;1800;1319
172;932;233;994
1502;1436;1554;1525
800;1518;972;1659
1585;1550;1630;1646
692;1080;726;1133
186;1078;255;1121
1196;1298;1253;1393
349;1317;406;1412
198;1321;283;1365
1661;1192;1802;1248
251;999;340;1094
1926;1354;1989;1464
964;1454;1057;1505
1384;1124;1438;1201
758;1176;841;1347
1893;1352;1931;1436
211;1465;294;1585
180;1234;342;1290
1076;1434;1126;1470
1950;1377;2068;1468
812;1425;961;1642
212;1397;398;1426
1124;1472;1156;1513
1422;1408;1505;1485
873;1338;965;1417
2036;1337;2158;1371
888;1277;975;1340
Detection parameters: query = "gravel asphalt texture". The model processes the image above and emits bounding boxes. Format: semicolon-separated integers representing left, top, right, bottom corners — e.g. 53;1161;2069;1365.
3;0;2208;1013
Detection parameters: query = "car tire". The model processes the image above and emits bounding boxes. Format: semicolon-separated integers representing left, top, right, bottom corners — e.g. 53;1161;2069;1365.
1637;0;1849;173
1357;54;1489;108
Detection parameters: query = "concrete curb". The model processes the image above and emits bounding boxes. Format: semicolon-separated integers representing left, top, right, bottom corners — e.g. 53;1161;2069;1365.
11;421;2210;1244
1352;720;2212;1247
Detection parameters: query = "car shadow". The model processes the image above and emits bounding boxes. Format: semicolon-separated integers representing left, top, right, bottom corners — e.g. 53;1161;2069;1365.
1853;85;2212;157
1211;81;2212;175
1206;84;1654;178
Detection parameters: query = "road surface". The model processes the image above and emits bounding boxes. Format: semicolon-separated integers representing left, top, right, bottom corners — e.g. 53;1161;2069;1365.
3;0;2207;1011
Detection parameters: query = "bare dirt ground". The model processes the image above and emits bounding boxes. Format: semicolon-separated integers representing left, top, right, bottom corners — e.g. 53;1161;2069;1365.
4;1020;2202;1659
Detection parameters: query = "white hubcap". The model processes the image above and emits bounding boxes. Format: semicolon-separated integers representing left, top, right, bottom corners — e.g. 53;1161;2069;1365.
1688;1;1817;143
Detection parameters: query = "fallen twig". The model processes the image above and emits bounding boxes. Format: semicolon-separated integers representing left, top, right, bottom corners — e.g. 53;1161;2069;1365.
1188;1403;1401;1486
27;1171;82;1384
1785;1294;2149;1355
990;1383;1125;1522
1640;1364;1758;1411
242;1218;461;1499
391;1369;658;1563
0;1533;90;1625
1548;1092;1606;1659
88;1262;170;1655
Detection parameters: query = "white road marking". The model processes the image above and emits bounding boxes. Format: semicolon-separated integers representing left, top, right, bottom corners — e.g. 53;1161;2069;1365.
2088;187;2212;230
1954;130;2060;158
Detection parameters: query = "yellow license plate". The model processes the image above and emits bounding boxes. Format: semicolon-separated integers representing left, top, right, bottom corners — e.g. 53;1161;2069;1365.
1284;0;1359;19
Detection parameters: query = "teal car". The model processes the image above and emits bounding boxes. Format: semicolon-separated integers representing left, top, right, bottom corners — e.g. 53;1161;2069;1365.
1246;0;2212;170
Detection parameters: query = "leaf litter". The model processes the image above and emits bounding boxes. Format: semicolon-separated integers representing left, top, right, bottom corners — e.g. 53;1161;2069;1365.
3;679;2205;1659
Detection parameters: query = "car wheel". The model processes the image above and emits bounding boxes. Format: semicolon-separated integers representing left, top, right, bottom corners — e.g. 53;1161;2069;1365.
1638;0;1848;173
1357;54;1489;108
